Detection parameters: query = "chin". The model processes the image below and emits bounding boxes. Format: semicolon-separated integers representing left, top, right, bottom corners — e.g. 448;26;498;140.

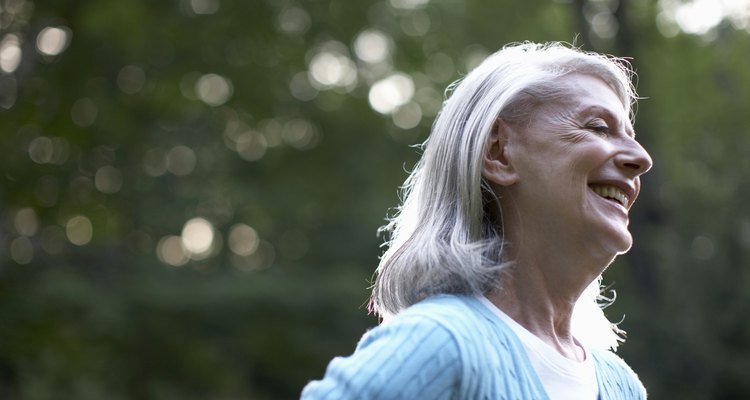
611;233;633;255
615;243;632;256
591;228;633;259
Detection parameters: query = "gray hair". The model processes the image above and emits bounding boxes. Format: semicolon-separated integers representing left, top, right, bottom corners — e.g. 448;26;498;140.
370;42;637;349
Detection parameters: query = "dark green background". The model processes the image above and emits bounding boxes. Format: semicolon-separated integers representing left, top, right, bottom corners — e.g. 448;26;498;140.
2;0;749;398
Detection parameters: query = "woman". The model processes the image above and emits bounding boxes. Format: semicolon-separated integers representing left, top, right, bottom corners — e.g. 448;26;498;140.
302;42;652;399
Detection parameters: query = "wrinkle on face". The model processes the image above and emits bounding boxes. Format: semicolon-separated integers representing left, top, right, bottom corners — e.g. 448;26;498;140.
520;75;634;149
529;103;591;147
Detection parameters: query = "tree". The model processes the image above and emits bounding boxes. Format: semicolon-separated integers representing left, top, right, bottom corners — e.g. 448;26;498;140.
1;0;749;398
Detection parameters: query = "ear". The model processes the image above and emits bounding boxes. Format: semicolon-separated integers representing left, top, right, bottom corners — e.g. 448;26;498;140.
483;118;519;187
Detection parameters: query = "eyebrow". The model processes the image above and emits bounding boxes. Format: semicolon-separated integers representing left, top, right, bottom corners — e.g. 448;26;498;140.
579;105;636;138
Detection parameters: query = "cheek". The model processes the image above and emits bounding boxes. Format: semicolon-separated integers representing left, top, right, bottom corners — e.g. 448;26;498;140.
573;142;614;172
564;153;598;185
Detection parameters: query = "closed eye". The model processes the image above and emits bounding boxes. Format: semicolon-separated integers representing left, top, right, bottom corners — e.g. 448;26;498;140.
586;119;610;135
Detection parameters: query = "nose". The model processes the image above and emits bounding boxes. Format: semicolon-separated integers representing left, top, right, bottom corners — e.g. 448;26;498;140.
616;138;653;176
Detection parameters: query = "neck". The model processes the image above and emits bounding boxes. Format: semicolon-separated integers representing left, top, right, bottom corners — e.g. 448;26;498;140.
490;192;616;360
487;248;603;362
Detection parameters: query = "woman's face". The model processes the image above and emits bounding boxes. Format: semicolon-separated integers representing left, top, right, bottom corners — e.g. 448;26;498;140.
504;73;653;260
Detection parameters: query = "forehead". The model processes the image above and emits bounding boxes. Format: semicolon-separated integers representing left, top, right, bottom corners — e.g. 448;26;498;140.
548;74;634;133
559;74;627;114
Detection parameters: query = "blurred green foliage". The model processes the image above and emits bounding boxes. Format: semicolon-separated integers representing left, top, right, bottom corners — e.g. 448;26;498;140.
1;0;750;398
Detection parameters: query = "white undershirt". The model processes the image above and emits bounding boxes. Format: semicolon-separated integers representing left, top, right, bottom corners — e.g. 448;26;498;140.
479;297;599;400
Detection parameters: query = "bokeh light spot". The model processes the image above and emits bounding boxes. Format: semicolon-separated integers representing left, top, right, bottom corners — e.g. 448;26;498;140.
36;26;71;57
196;73;233;106
235;131;268;161
189;0;220;15
658;0;748;36
66;215;93;246
289;71;318;101
353;29;391;63
117;65;146;94
0;34;22;73
392;102;423;129
143;148;168;177
389;0;430;9
28;136;54;164
590;12;619;39
414;85;442;117
166;145;197;176
308;46;358;90
425;52;455;82
278;6;311;34
14;208;38;236
671;0;722;35
10;236;33;264
28;136;69;165
230;240;275;271
157;235;189;267
181;217;215;256
400;10;431;36
282;119;320;150
94;166;123;194
368;73;415;115
259;119;283;148
71;98;98;127
228;224;259;256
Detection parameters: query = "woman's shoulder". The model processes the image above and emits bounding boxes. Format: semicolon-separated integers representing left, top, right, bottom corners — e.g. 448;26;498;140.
590;349;648;399
302;296;472;399
377;294;523;343
302;294;545;399
391;294;494;326
366;294;534;377
357;294;487;353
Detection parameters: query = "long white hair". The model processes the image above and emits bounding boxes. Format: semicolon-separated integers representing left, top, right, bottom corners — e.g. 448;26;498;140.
370;42;637;350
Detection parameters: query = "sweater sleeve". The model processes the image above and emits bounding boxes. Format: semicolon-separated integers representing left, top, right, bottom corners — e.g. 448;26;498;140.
301;315;461;400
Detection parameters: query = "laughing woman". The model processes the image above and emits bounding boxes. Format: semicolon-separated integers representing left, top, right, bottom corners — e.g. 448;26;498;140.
302;42;652;399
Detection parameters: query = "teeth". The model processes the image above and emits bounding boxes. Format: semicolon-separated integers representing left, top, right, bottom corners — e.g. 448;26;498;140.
591;185;628;207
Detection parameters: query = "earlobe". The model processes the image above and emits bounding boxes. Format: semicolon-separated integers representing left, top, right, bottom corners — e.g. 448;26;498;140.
483;118;519;187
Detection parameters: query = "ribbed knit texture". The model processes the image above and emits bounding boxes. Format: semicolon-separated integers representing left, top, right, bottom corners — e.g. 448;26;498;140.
302;295;646;399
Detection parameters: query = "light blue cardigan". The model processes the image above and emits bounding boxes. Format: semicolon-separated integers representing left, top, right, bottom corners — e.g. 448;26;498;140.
302;295;646;399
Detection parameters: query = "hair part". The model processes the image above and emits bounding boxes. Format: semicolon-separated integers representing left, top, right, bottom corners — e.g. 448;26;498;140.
370;42;636;350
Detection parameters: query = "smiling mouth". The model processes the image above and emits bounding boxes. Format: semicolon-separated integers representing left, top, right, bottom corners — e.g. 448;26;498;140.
590;184;629;208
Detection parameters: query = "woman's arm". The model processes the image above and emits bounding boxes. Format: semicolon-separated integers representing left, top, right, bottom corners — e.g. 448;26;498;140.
301;315;462;399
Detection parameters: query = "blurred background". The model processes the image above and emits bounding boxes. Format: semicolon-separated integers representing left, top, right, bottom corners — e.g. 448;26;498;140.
1;0;749;398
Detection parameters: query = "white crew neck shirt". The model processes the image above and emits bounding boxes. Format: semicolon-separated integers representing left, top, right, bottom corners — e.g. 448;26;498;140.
479;296;599;400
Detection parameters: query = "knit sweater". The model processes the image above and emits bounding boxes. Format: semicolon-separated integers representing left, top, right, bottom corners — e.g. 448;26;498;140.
302;295;646;399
